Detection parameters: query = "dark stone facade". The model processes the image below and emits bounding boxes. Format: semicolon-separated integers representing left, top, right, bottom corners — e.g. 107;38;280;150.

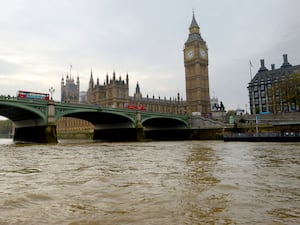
61;75;80;103
248;54;300;114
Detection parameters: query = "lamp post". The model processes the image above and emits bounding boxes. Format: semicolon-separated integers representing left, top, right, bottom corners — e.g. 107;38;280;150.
49;86;55;100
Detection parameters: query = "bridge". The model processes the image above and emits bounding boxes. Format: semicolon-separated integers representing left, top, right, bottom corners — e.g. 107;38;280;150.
0;96;190;143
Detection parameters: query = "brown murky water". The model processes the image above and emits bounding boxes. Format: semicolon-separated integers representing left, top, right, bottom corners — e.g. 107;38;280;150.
0;139;299;224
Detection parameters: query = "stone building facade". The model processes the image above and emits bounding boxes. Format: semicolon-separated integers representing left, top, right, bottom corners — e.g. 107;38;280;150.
87;71;129;108
86;71;186;114
183;13;211;115
248;54;300;114
128;83;186;114
61;74;80;103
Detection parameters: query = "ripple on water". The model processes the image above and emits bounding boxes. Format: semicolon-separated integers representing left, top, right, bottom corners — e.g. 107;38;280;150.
10;168;41;174
0;140;299;225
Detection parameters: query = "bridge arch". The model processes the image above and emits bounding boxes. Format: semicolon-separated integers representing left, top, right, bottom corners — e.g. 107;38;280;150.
141;116;189;140
55;108;136;127
142;116;189;129
0;100;47;126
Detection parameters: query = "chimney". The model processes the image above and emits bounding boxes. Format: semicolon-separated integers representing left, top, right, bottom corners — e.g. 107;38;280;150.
283;54;288;64
258;59;268;72
281;54;292;68
271;64;275;70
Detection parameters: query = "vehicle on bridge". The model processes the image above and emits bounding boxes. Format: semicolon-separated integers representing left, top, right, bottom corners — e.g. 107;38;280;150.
17;90;50;101
127;105;146;110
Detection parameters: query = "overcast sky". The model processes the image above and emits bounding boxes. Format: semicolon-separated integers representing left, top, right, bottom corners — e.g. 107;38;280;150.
0;0;299;114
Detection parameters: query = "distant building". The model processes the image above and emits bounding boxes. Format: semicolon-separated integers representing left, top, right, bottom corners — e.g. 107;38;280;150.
86;71;186;113
248;54;300;114
87;71;129;108
128;83;186;114
61;74;80;103
79;91;87;104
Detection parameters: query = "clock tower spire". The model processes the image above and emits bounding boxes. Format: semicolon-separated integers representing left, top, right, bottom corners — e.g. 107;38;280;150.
184;12;211;115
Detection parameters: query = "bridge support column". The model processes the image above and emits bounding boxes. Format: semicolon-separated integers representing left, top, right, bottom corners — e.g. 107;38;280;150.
136;112;144;141
14;125;57;143
12;101;58;143
45;101;58;143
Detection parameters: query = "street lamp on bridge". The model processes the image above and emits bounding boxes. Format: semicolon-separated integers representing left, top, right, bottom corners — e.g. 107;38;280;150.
49;86;55;100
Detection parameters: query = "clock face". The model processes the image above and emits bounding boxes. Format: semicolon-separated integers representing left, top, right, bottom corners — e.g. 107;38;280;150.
200;49;206;58
186;49;194;59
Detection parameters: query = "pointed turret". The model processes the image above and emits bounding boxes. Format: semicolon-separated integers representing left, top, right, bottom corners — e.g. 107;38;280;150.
186;12;205;44
135;82;140;94
189;11;200;32
76;75;80;85
89;70;94;88
134;82;142;100
126;73;129;84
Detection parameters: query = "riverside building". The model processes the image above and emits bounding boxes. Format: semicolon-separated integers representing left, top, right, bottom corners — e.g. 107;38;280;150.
248;54;300;114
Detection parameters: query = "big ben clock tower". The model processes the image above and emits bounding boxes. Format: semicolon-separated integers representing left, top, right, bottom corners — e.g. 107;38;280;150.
184;13;211;115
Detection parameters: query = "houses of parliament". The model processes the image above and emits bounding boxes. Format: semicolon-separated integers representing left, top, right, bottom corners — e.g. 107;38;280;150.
58;13;211;132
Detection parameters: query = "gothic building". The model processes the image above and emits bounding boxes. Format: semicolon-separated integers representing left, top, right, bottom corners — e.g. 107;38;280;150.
248;54;300;114
59;13;211;116
128;83;186;114
61;74;80;103
184;13;211;115
86;70;186;114
87;71;129;108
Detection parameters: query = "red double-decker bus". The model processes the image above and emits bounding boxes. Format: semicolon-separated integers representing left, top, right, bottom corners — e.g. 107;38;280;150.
127;105;146;110
17;90;50;101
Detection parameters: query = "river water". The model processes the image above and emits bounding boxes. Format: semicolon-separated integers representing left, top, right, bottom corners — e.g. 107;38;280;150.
0;139;299;225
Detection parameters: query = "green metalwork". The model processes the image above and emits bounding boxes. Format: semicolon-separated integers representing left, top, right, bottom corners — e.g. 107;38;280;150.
140;114;189;128
0;97;48;123
54;103;100;119
0;97;190;128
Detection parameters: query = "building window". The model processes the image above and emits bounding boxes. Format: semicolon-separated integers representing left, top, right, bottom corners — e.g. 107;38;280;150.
268;104;273;113
260;82;265;91
267;96;273;104
267;80;272;89
276;104;281;112
267;90;272;97
283;103;288;112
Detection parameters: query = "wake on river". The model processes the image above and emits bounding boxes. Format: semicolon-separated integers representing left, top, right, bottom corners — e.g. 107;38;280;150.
0;139;299;224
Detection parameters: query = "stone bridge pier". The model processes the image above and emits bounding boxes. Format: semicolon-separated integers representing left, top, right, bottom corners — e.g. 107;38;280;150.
91;112;145;142
13;101;58;143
